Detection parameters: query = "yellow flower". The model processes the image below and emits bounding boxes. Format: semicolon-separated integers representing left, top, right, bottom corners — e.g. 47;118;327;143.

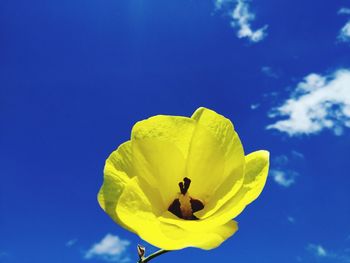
98;107;269;250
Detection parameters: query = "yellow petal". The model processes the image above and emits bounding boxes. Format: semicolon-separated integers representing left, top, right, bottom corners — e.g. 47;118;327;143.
116;177;238;250
131;115;196;158
97;141;134;230
130;115;196;210
131;138;186;211
184;123;226;202
191;107;245;218
203;150;269;224
240;150;270;204
159;150;269;231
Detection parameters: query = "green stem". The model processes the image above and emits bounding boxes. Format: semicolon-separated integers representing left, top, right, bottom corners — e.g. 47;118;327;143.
138;249;170;263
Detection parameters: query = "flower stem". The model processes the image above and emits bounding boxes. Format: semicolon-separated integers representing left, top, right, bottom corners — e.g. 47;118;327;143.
138;249;170;263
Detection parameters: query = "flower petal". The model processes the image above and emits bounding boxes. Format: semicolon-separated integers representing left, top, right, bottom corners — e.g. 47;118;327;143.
131;115;196;158
116;177;238;250
190;107;245;218
159;150;269;231
199;150;269;225
240;150;270;204
201;150;269;225
97;141;134;230
131;138;187;211
130;115;196;209
184;123;226;202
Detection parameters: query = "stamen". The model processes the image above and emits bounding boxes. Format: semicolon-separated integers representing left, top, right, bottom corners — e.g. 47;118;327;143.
168;199;182;218
168;177;204;220
190;198;204;213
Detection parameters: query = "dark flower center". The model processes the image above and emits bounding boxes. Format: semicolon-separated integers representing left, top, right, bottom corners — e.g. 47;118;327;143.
168;177;204;220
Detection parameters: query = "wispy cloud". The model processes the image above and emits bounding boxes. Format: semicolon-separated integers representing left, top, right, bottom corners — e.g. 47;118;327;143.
261;66;279;79
250;103;260;110
267;69;350;136
338;8;350;15
214;0;229;10
215;0;268;43
291;150;304;159
231;0;268;42
307;244;328;257
270;153;303;187
85;234;130;262
338;7;350;42
66;239;78;247
270;169;297;187
339;22;350;42
306;243;350;262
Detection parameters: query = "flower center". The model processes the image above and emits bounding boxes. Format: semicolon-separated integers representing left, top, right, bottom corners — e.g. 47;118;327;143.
168;177;204;220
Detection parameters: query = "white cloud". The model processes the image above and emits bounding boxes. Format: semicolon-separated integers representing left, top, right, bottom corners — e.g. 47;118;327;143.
339;8;350;15
214;0;229;10
250;103;260;110
306;243;350;262
339;21;350;42
85;234;130;262
231;0;268;42
267;69;350;136
66;239;78;247
270;153;302;187
338;7;350;42
215;0;268;43
307;244;328;257
270;169;297;187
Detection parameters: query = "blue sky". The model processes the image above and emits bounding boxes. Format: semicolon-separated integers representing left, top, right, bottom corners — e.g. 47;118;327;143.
1;0;350;262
